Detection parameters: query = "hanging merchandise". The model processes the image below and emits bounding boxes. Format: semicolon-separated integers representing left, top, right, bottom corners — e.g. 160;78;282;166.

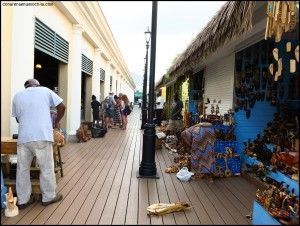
286;42;292;52
265;1;297;42
273;48;279;61
295;45;299;62
275;58;283;81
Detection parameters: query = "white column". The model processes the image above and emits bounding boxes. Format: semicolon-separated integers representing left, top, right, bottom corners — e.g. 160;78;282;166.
68;24;83;137
104;60;111;95
92;48;101;100
10;7;35;135
111;67;115;94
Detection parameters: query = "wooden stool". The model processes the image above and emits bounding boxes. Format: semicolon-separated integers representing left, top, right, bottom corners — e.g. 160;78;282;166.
53;145;63;177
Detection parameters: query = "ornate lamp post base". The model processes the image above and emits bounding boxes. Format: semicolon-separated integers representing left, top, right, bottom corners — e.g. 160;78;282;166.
141;107;148;129
137;123;160;179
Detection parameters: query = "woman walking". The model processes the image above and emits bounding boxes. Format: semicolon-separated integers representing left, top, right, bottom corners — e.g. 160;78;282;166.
113;95;122;127
120;94;130;130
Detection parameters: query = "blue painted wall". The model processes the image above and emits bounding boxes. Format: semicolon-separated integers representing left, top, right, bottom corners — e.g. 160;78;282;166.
234;101;276;157
234;39;299;160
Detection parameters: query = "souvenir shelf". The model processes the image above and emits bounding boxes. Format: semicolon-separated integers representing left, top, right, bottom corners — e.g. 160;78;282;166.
252;200;281;225
244;155;299;225
244;155;299;195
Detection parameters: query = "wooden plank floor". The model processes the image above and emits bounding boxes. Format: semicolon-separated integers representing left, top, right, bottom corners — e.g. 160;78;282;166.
1;107;257;225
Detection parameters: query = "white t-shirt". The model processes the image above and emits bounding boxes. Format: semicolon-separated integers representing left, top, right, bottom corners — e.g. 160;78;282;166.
12;87;63;144
156;96;165;109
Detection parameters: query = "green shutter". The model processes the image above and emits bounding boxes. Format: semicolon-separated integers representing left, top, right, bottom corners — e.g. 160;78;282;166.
81;54;93;75
100;68;105;81
34;18;69;63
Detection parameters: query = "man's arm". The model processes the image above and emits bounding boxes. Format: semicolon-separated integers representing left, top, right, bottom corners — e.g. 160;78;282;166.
54;102;66;128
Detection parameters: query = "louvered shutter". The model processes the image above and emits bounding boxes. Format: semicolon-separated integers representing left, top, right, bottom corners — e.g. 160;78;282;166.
100;68;105;81
34;18;69;63
81;54;93;75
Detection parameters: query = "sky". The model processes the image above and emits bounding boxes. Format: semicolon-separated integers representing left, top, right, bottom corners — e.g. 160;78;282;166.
99;1;226;91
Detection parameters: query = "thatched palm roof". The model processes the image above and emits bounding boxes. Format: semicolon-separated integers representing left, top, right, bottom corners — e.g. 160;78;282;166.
167;1;255;78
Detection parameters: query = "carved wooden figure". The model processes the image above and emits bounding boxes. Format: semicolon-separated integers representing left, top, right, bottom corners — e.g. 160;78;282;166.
4;187;19;218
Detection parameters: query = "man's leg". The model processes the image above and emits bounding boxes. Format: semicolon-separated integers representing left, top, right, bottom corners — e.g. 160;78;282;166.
105;116;109;128
33;141;56;202
110;116;114;127
16;143;34;204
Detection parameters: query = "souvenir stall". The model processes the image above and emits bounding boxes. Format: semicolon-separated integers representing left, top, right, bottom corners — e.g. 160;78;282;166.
233;2;299;225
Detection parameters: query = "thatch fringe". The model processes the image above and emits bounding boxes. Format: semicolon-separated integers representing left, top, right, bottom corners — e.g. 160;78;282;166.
167;1;255;77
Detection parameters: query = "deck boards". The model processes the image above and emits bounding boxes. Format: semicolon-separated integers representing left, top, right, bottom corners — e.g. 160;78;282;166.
1;107;258;225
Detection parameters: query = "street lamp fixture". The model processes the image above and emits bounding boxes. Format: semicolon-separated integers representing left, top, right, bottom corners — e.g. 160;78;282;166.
138;1;159;179
141;27;151;129
145;27;151;44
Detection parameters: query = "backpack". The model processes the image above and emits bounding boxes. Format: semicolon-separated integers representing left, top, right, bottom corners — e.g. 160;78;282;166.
103;97;113;110
124;105;132;115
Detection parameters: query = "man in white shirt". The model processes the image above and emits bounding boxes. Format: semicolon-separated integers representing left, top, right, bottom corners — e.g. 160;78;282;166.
155;89;165;126
12;79;65;208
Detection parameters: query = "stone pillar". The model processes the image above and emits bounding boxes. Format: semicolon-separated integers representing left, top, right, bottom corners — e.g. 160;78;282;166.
92;48;101;100
68;24;83;140
9;6;35;136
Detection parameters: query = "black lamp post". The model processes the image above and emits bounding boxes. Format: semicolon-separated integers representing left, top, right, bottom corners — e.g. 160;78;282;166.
141;27;151;129
138;1;159;179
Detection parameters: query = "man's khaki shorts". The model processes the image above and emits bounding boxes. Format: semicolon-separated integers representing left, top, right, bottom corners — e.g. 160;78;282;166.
166;119;184;132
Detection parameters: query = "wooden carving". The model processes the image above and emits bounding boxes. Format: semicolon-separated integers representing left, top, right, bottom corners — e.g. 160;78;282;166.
4;187;19;218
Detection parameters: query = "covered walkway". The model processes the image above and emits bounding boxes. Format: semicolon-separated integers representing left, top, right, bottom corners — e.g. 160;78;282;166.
2;107;257;225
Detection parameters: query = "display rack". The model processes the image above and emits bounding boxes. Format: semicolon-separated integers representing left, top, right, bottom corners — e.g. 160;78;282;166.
244;155;299;225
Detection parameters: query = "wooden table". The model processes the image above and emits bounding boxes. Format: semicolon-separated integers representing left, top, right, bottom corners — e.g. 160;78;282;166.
1;137;63;195
1;137;17;154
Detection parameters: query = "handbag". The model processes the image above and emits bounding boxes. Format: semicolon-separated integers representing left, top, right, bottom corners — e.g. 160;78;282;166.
91;126;107;138
124;105;132;115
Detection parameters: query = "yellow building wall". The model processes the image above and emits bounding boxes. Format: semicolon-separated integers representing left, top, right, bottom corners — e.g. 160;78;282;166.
161;86;166;100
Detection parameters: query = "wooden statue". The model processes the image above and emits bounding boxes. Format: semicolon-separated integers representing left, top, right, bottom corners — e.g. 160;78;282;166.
4;187;19;218
76;124;92;143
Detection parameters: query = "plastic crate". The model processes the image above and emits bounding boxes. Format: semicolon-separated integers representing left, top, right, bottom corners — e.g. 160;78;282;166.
214;141;237;154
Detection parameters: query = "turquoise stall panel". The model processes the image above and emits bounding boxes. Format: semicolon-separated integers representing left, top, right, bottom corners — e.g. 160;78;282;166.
234;101;276;157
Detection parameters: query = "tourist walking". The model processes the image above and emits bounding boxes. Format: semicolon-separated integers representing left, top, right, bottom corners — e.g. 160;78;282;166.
103;91;115;129
166;92;184;135
120;94;131;130
12;79;65;208
91;95;101;126
113;95;122;127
